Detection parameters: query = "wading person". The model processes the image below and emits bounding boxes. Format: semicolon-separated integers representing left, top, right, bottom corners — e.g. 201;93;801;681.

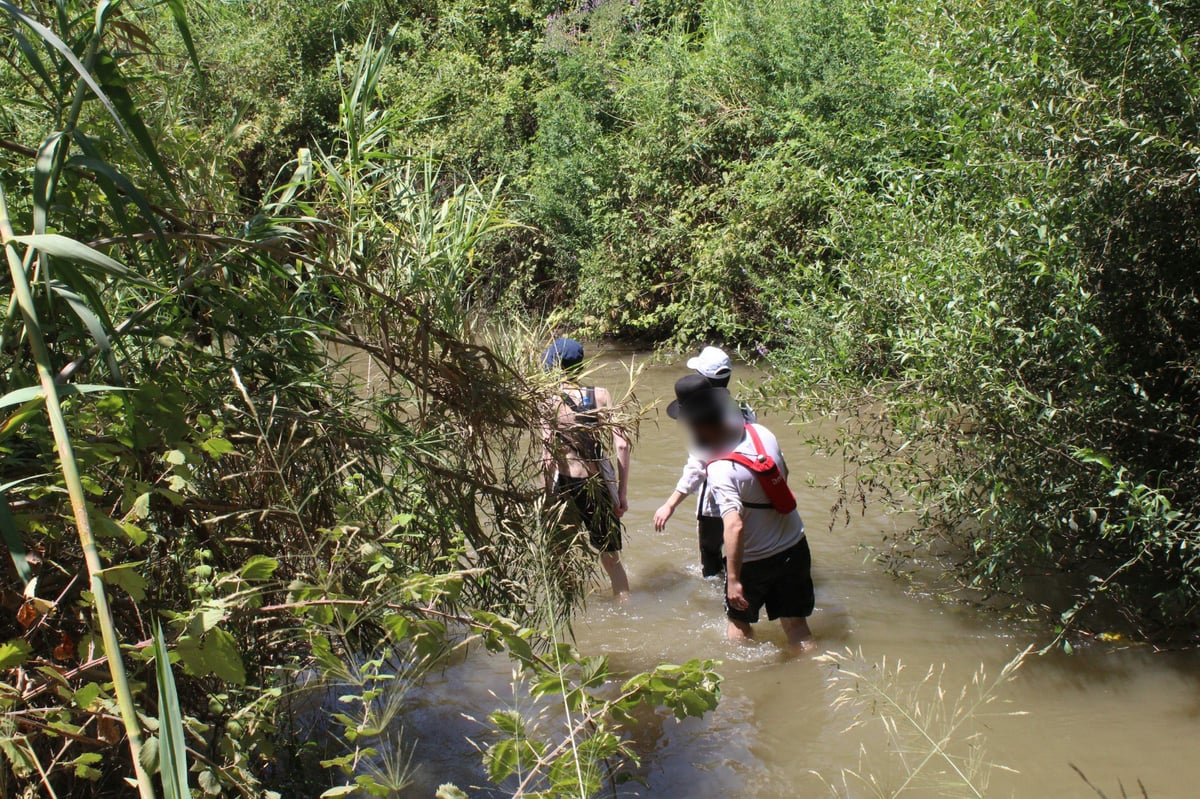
653;347;756;576
667;375;814;650
542;337;632;598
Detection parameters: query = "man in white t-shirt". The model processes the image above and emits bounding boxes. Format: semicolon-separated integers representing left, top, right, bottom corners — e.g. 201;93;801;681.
653;347;756;576
667;375;815;650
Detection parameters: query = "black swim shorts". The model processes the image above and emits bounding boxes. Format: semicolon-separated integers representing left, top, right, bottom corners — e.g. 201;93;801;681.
725;538;814;623
555;475;623;553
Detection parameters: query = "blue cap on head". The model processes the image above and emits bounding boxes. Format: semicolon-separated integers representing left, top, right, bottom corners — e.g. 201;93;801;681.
541;337;585;371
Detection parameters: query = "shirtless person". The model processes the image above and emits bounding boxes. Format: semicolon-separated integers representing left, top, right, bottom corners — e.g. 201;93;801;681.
541;338;631;597
653;347;755;576
667;375;814;650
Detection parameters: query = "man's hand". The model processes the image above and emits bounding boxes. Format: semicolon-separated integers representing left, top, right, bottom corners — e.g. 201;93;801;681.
652;503;675;532
726;579;749;611
615;495;629;519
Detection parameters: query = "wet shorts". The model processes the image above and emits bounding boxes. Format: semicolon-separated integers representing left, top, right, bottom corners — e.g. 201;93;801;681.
725;538;814;624
555;475;623;553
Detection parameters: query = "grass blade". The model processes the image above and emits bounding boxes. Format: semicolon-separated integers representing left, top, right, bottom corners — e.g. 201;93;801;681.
67;153;166;239
153;620;190;799
9;233;147;283
0;1;131;141
0;399;44;445
164;0;205;89
8;22;54;95
0;485;31;586
0;383;128;411
49;282;123;381
33;133;64;238
92;52;181;202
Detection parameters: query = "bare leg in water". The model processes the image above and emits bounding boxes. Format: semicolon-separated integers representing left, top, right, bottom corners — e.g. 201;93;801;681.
601;551;631;599
781;617;816;653
727;617;814;653
727;618;754;643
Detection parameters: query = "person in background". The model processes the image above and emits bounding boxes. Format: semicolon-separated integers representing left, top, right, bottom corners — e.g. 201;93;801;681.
653;346;755;576
667;375;815;651
541;337;632;598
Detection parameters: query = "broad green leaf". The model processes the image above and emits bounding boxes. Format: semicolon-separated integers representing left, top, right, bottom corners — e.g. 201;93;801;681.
0;639;32;670
71;751;103;780
120;522;148;546
176;627;245;685
239;555;278;581
72;682;102;710
131;492;152;520
98;563;148;600
320;787;357;798
199;437;234;459
198;769;221;795
138;734;160;776
0;733;36;777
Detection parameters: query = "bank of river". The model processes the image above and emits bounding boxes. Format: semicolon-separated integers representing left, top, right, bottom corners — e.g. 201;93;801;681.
398;349;1199;798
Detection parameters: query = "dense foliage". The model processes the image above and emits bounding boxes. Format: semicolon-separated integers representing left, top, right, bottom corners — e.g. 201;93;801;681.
3;0;1199;794
0;5;718;797
213;0;1196;643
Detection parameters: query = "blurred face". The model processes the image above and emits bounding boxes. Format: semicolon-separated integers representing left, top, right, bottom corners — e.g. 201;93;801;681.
689;417;728;449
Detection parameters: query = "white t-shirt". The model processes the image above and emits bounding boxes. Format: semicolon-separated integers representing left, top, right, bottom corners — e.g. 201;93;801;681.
672;402;758;518
706;423;805;563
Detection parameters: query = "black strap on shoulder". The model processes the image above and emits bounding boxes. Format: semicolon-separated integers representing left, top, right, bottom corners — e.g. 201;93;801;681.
561;385;596;414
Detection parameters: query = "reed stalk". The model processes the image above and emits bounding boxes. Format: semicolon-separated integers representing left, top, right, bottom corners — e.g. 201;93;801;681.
0;189;155;799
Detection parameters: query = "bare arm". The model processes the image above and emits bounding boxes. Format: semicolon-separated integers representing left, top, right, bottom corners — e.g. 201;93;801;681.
600;387;631;513
540;412;556;494
724;511;749;611
653;490;687;532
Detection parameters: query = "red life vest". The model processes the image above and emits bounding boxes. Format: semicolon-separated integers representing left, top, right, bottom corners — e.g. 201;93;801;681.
707;425;797;514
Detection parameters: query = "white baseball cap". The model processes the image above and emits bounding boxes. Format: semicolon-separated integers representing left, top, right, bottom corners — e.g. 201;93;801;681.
686;346;733;380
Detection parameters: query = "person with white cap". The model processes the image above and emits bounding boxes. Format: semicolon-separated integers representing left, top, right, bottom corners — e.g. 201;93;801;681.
685;346;756;422
652;346;756;576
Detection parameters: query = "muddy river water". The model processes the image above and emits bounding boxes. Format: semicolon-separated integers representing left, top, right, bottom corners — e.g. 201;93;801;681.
399;350;1199;798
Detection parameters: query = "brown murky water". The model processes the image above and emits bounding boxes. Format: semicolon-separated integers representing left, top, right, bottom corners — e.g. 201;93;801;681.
399;349;1200;798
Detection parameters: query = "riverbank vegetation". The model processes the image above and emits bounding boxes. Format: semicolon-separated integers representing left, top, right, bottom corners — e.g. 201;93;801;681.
175;0;1194;645
2;0;1197;795
169;0;1199;642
